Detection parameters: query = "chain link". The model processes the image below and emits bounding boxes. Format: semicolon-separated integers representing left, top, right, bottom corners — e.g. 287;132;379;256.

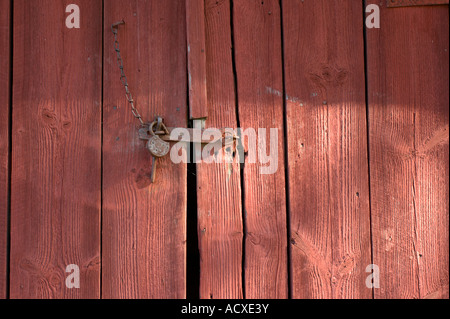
111;21;145;126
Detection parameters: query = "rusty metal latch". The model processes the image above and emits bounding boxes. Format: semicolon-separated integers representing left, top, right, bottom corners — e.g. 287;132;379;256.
139;117;239;183
139;123;238;144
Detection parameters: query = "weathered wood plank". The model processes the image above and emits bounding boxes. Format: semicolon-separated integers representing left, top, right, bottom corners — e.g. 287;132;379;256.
186;0;208;119
233;0;288;298
0;0;10;300
10;0;102;298
282;0;372;298
196;0;243;299
103;0;187;298
366;2;449;299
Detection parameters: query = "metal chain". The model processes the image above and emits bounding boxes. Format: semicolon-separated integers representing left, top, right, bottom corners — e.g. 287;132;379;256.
111;21;145;126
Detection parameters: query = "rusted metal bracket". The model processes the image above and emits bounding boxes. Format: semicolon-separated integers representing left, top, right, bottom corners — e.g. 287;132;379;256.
387;0;449;7
139;117;238;183
139;123;239;144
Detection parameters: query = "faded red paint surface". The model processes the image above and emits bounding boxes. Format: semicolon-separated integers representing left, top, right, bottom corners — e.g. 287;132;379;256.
1;0;448;299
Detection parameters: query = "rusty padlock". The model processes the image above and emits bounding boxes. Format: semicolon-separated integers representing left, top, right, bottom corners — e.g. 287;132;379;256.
146;118;170;158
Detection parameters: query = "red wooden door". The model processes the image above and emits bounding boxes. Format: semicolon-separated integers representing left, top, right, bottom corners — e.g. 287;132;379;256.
0;0;448;299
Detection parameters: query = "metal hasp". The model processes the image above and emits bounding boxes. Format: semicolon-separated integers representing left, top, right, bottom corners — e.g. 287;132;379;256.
139;117;239;183
387;0;449;7
139;124;239;144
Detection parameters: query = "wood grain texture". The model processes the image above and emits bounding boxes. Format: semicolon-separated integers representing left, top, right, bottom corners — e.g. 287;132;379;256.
186;0;208;119
282;0;372;298
196;0;243;299
366;2;449;299
10;0;102;298
0;0;10;300
103;0;187;298
233;0;288;298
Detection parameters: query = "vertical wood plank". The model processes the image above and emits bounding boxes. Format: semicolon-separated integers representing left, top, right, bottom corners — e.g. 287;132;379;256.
0;0;10;300
186;0;208;119
10;0;102;298
233;0;288;298
366;3;449;299
196;0;243;299
103;0;187;298
282;0;372;298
